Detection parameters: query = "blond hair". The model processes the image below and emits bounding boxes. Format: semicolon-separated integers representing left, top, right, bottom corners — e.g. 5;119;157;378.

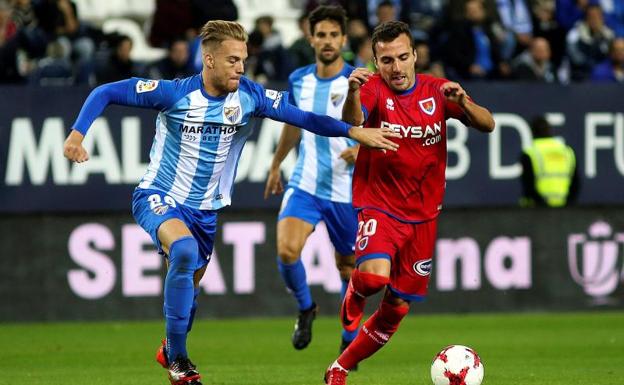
199;20;248;50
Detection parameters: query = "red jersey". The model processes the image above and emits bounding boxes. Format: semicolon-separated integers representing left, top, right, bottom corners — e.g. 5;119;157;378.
352;74;467;222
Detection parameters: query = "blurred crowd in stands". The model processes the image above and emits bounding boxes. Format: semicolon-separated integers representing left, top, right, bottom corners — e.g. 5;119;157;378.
0;0;622;86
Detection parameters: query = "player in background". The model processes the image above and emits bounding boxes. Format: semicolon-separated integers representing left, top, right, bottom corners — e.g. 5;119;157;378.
324;21;495;384
264;5;360;352
62;20;400;385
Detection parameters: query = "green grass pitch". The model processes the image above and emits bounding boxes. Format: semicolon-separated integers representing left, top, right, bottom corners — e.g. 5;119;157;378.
2;312;623;385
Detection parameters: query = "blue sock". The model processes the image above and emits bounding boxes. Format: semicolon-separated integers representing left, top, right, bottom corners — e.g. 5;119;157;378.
186;287;200;333
277;258;313;311
340;279;358;342
164;237;198;362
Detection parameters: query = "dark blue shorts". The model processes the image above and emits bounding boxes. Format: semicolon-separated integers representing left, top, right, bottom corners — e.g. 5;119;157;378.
278;187;357;256
132;188;217;269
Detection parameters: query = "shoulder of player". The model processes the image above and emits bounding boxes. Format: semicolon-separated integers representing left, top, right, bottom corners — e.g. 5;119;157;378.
143;74;201;94
341;63;356;77
288;64;316;83
414;74;453;99
237;77;286;105
416;73;450;87
237;76;264;94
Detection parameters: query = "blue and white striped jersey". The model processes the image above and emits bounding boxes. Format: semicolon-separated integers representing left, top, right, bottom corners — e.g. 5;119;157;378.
135;75;258;210
287;64;357;203
73;73;352;210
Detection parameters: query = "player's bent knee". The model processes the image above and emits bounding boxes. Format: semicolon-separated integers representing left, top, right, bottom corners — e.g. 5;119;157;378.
351;269;390;297
277;239;303;264
168;236;199;288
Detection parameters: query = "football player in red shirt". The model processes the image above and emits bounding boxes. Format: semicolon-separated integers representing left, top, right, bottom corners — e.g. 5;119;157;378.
324;21;495;384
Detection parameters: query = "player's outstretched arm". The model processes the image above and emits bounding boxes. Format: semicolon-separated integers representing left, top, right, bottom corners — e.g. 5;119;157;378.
347;126;399;151
440;82;495;133
263;94;399;151
64;81;134;163
264;124;301;199
342;68;373;125
63;130;89;163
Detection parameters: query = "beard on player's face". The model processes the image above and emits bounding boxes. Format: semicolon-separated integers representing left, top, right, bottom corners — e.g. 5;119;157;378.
317;48;341;65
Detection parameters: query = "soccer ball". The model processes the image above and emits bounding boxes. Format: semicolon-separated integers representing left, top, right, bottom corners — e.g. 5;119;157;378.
430;345;484;385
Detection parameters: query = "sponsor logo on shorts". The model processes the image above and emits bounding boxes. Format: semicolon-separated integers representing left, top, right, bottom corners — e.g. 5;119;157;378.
413;259;432;276
357;236;369;251
153;205;170;215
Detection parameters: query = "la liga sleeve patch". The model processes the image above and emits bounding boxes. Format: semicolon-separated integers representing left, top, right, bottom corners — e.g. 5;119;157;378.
136;80;159;93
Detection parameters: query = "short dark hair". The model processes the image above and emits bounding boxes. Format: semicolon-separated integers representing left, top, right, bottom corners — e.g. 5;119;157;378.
371;21;414;57
530;116;552;138
309;5;347;35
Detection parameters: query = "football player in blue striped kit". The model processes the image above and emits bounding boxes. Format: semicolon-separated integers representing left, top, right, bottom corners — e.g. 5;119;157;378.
264;6;361;354
63;20;399;385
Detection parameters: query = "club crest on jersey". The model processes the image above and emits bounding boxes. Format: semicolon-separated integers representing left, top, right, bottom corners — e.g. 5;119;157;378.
331;93;344;107
419;97;435;115
136;79;159;93
413;259;432;276
386;98;395;111
224;106;241;124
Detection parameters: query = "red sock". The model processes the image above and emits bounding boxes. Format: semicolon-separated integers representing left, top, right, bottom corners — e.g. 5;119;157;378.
337;300;409;370
341;270;390;332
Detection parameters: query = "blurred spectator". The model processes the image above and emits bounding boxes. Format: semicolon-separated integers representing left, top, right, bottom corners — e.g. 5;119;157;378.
567;4;615;80
405;0;448;41
601;0;624;37
247;15;291;82
376;0;398;24
520;116;579;207
512;37;556;81
494;0;533;59
558;0;624;36
32;39;72;85
189;0;238;30
0;0;16;46
10;0;35;28
149;0;193;48
288;14;315;69
366;0;408;27
591;36;624;82
556;0;589;31
532;0;567;69
95;35;138;84
148;38;194;80
349;34;376;71
342;18;369;64
414;40;445;77
444;0;507;79
446;0;499;23
347;18;369;39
